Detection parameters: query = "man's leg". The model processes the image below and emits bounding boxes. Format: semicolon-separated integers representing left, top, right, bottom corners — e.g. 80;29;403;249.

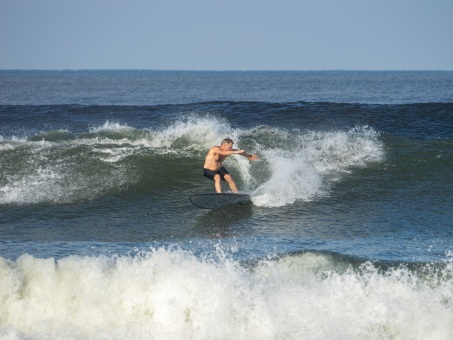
214;174;222;193
224;174;238;193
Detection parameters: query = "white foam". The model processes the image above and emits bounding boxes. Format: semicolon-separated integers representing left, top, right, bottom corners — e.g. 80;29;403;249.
0;249;451;339
252;149;323;207
0;167;64;204
249;126;384;207
146;115;239;150
0;143;15;152
83;117;236;153
89;120;135;133
0;153;131;205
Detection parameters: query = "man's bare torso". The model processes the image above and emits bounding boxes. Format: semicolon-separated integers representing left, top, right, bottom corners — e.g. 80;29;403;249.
203;146;227;171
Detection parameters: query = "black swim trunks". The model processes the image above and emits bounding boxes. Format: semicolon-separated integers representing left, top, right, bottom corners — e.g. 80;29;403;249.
204;167;230;181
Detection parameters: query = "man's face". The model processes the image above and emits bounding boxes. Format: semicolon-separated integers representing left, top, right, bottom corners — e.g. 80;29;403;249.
221;143;233;151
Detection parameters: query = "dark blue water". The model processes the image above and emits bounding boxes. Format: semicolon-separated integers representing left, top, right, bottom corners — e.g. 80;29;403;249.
1;71;452;339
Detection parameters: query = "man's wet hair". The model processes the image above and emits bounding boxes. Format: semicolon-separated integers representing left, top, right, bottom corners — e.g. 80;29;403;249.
221;138;234;145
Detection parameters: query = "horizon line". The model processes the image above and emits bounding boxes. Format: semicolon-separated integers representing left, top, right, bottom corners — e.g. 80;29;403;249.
1;68;452;72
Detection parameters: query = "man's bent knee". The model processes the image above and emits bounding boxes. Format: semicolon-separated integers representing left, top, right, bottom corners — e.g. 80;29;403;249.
224;174;233;182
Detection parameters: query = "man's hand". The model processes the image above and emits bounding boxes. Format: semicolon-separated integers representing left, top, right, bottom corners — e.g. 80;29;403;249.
239;152;259;161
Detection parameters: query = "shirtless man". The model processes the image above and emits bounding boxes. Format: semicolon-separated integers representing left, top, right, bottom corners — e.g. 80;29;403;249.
203;138;258;193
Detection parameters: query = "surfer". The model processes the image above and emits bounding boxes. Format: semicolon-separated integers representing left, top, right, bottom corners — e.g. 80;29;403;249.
203;138;258;193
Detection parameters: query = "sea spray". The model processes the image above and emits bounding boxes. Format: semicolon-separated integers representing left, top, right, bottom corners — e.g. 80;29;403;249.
251;149;323;207
251;125;384;207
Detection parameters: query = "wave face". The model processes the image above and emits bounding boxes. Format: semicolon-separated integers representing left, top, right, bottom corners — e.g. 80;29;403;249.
2;101;452;208
0;112;385;207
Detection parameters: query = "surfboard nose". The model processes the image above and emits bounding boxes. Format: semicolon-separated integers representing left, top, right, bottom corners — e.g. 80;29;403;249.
190;193;251;209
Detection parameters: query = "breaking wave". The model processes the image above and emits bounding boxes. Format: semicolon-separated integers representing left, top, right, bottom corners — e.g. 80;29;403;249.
0;116;384;206
0;248;452;339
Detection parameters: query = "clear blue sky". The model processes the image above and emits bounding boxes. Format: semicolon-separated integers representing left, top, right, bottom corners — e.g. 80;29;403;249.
1;0;452;70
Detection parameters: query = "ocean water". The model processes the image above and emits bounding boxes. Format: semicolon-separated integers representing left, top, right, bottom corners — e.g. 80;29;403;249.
1;70;452;339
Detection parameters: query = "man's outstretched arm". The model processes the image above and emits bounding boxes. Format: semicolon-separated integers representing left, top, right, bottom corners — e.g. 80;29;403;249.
238;151;259;161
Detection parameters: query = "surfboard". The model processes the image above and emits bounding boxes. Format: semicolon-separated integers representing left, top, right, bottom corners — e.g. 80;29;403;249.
190;193;251;209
